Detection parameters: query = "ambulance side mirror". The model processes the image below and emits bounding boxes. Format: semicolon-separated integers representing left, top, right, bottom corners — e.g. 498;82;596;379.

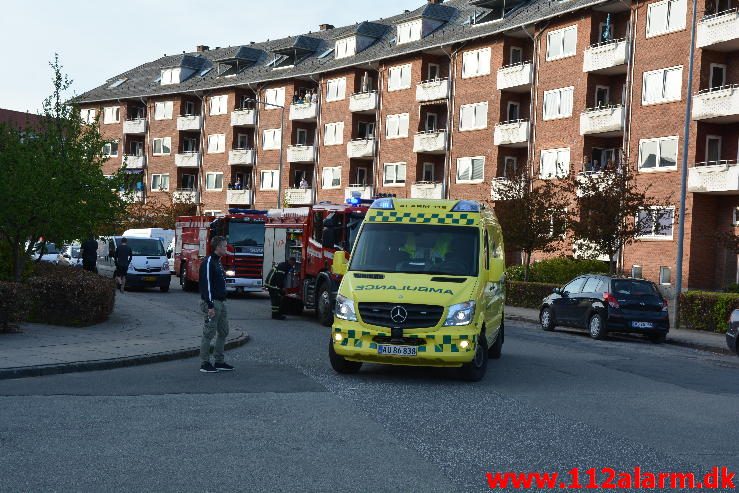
331;251;348;276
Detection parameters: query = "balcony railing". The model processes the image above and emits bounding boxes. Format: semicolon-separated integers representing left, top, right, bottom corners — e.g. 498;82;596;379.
289;102;318;121
494;119;529;147
286;145;315;163
175;151;201;167
119;190;144;203
410;182;444;199
416;78;450;102
688;160;739;193
347;139;376;159
697;8;739;50
349;91;379;113
228;149;256;165
172;189;200;203
344;185;373;200
583;39;629;74
575;168;619;197
579;104;625;136
497;61;533;92
123;118;147;134
490;177;512;201
227;189;252;205
692;84;739;123
285;188;313;205
231;108;256;126
413;130;447;154
177;115;202;131
123;154;146;169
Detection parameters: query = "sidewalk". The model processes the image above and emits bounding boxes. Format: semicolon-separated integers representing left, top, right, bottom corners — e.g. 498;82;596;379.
0;292;248;380
505;306;732;355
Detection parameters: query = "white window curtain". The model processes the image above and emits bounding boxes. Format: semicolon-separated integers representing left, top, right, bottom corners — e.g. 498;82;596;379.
326;78;346;101
206;173;224;190
663;67;683;100
103;106;120;124
547;26;577;60
462;48;491;78
324;122;344;146
262;129;281;150
460;103;488;130
388;64;412;90
384;163;406;184
386;114;409;139
321;167;341;188
154;101;173;120
207;134;225;153
265;88;285;108
260;170;279;190
540;148;570;178
456;157;485;182
643;67;682;104
543;88;573;120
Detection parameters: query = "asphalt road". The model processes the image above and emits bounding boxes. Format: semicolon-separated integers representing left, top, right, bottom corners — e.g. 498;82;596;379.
0;284;737;492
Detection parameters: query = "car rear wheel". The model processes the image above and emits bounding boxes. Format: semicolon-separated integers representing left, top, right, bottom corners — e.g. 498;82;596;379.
328;339;362;374
460;333;488;382
589;313;607;340
540;307;555;331
488;322;504;359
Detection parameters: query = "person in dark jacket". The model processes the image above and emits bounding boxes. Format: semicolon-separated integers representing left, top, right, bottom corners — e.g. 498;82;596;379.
115;238;133;293
80;236;98;273
198;236;234;373
264;257;296;320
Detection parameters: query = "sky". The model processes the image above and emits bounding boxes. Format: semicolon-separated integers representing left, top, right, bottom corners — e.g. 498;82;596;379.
0;0;423;113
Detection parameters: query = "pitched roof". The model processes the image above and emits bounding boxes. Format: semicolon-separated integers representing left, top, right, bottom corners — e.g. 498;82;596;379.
402;2;458;22
214;46;263;63
272;35;322;54
161;54;208;70
353;21;390;39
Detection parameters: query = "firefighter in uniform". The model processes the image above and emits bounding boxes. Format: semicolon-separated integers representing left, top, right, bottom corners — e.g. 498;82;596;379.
265;257;296;320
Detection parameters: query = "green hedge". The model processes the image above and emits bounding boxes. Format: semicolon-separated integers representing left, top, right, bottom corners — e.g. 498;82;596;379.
0;281;31;330
506;281;559;309
679;291;739;333
506;257;610;285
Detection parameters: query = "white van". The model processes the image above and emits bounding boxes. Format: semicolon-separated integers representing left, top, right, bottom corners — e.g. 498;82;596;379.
123;228;176;273
99;236;171;292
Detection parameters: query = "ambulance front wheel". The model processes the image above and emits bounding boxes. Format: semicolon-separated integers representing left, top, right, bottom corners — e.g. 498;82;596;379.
329;339;362;374
460;333;488;382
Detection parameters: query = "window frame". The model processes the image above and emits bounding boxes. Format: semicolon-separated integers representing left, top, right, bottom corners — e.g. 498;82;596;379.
102;140;119;157
321;166;342;189
642;66;683;105
636;206;676;240
638;135;679;172
456;156;485;184
262;128;282;150
152;137;172;156
209;95;228;116
539;148;571;179
151;173;170;192
422;162;435;182
385;113;410;139
646;0;687;38
542;86;574;120
264;87;286;109
546;25;578;61
459;101;488;131
154;101;174;120
388;64;412;91
207;134;226;154
103;106;120;124
326;77;347;102
259;170;279;190
461;47;492;79
205;172;224;191
383;162;407;186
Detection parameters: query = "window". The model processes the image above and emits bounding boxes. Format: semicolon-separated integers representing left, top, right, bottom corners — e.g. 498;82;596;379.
103;106;120;124
546;25;578;61
264;87;285;109
181;174;196;190
296;128;309;146
582;277;603;293
388;64;412;91
638;136;678;170
207;134;226;153
209;95;228;115
397;19;423;45
385;113;410;139
503;157;517;177
507;102;520;121
182;137;198;153
459;102;488;131
456;157;485;183
152;137;172;156
706;136;722;165
321;166;342;189
462;48;492;78
427;63;441;81
262;129;282;150
562;277;586;294
103;141;119;157
599;22;615;42
80;108;96;124
204;210;222;217
154;101;173;120
335;37;356;59
510;46;523;65
642;66;683;104
422;162;435;182
236;133;250;149
637;207;675;238
543;87;574;120
260;170;279;190
129;141;144;156
425;113;438;132
205;172;224;191
183;101;196;116
324;122;345;146
549;208;568;238
358;121;375;139
540;148;571;179
353;167;369;185
710;64;726;89
326;78;347;102
151;174;170;191
160;68;181;85
659;266;672;285
647;0;687;37
383;162;407;185
595;86;610;106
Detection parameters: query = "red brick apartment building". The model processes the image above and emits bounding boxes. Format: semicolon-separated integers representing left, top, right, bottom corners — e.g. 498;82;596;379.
75;0;739;290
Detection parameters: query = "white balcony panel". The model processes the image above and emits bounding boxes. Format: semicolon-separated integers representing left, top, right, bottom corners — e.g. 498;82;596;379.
497;62;533;92
231;109;256;126
583;39;629;74
688;162;739;194
413;131;447;154
349;92;379;113
344;186;373;200
494;120;529;147
347;139;376;159
177;115;202;131
490;178;512;201
172;190;200;203
227;189;252;205
692;86;739;123
285;188;313;205
175;152;201;168
119;190;144;203
289;103;318;121
416;79;450;102
697;10;739;51
123;119;147;134
287;145;315;163
410;182;443;199
228;149;256;165
579;105;625;136
123;155;146;169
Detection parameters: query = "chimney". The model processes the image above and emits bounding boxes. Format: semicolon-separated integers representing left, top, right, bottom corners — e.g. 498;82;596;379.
319;23;335;31
196;45;210;52
427;0;444;3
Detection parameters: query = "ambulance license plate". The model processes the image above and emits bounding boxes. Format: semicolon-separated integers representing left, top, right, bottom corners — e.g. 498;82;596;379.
377;345;417;357
143;276;157;282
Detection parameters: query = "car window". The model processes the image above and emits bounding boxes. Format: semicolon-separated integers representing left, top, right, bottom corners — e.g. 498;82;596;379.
611;279;659;297
581;277;601;293
563;277;586;294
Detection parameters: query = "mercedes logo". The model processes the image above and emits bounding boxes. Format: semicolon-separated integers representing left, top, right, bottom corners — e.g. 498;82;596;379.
390;305;408;324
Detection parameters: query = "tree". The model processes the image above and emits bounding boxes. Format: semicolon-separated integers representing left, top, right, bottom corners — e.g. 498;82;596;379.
489;167;571;281
119;191;198;232
0;55;126;281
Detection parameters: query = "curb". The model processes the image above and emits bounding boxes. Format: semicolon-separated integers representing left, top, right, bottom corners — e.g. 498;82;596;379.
0;331;250;381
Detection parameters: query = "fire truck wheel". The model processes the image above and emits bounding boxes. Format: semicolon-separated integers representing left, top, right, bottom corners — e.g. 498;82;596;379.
180;264;197;292
316;283;333;327
329;339;362;374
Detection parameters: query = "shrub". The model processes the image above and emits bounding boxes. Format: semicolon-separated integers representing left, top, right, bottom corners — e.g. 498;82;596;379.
679;291;739;333
506;257;609;285
506;281;559;309
25;263;116;327
0;281;31;330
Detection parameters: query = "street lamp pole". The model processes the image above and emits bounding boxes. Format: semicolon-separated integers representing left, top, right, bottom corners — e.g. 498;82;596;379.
247;98;285;209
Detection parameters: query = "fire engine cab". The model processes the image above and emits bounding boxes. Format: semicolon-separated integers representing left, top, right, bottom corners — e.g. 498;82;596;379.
175;209;267;293
264;199;369;326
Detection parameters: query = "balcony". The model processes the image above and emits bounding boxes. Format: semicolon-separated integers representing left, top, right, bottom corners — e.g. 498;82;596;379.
413;131;447;154
289;102;318;121
490;177;513;201
347;139;376;159
175;151;201;167
688;161;739;193
119;190;144;203
583;39;629;74
410;182;444;199
575;170;615;197
344;185;373;200
697;9;739;51
227;189;252;205
228;149;256;166
285;188;313;205
231;109;256;126
349;92;378;113
497;62;533;92
177;115;202;131
286;145;315;163
579;105;625;136
172;189;200;203
123;154;146;169
123;118;147;134
494;120;529;147
692;85;739;123
416;79;449;102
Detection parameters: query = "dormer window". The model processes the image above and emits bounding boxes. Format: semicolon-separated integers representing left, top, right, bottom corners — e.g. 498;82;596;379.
335;37;357;59
161;68;181;85
395;4;454;45
397;19;423;45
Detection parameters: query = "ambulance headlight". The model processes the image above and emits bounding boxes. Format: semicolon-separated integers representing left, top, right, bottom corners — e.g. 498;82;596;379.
225;270;236;277
444;301;475;326
335;294;357;322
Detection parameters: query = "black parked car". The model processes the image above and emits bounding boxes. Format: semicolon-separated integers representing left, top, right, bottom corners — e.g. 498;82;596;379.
539;275;670;342
727;309;739;356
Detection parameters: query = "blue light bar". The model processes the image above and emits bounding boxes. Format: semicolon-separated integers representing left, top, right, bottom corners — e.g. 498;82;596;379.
451;200;480;212
371;198;395;210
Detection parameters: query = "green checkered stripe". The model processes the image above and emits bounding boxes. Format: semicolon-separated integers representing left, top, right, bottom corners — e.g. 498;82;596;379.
335;329;471;353
367;211;476;226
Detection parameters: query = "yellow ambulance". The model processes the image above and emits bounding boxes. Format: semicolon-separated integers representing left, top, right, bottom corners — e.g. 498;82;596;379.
329;198;506;381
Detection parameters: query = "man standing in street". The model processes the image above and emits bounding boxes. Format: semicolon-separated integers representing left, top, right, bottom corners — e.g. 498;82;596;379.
199;236;234;373
264;257;296;320
115;238;133;293
80;236;98;273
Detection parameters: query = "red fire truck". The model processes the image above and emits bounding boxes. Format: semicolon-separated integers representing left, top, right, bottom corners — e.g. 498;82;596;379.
264;199;370;326
175;209;268;294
